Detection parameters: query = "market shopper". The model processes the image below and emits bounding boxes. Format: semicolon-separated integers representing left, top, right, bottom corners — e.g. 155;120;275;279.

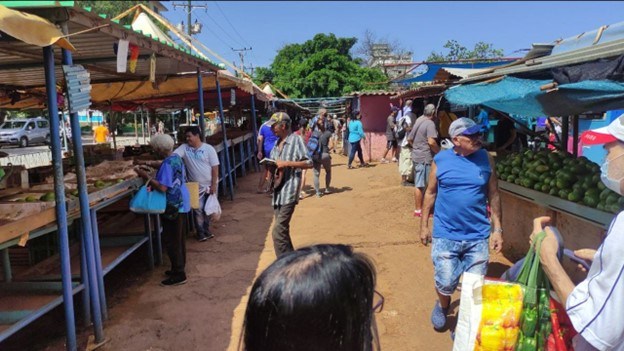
397;110;415;186
256;117;279;193
312;120;334;197
295;118;312;199
420;117;503;331
407;104;440;217
93;122;110;144
531;116;624;350
347;111;368;169
381;106;399;164
135;134;191;286
242;244;380;351
174;126;220;242
267;112;313;256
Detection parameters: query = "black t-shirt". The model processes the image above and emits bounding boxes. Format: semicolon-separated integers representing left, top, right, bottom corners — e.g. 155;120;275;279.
495;118;515;149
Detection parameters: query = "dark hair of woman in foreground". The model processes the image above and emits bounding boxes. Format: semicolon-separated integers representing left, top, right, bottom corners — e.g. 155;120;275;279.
242;244;378;351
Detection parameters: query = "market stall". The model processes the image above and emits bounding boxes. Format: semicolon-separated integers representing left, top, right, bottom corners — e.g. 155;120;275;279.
444;21;624;266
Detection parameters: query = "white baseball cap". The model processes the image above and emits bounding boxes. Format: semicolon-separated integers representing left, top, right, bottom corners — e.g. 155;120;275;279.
581;114;624;145
448;117;483;138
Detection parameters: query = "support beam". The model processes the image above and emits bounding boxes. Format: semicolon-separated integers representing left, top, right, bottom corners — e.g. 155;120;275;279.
197;68;206;141
43;45;77;351
215;73;235;200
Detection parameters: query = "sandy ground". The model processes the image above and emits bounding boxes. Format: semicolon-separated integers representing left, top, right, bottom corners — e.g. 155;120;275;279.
27;152;513;351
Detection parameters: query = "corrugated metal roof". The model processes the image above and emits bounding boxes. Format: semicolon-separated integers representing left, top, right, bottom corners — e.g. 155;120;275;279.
390;84;447;100
0;3;222;90
460;21;624;84
349;91;397;96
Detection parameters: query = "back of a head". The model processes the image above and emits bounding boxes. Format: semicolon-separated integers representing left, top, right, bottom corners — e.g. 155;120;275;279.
243;244;376;351
423;104;436;117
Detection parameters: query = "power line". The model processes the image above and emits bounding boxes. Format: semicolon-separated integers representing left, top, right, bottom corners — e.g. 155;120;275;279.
213;1;251;47
195;11;236;50
202;8;246;48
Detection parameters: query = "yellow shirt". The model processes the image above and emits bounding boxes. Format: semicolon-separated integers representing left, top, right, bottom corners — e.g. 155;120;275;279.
93;126;109;143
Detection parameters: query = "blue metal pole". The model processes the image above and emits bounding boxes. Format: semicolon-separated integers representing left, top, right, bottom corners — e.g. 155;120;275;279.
79;227;91;326
43;45;77;351
197;68;205;141
61;45;105;343
215;74;234;200
90;209;107;320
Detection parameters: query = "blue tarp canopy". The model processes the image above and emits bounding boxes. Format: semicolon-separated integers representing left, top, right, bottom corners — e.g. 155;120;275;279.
445;77;624;116
395;61;511;84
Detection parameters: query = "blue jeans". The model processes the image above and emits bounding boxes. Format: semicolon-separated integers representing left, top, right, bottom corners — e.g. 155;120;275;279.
193;193;211;236
431;237;489;296
348;140;364;167
413;162;431;188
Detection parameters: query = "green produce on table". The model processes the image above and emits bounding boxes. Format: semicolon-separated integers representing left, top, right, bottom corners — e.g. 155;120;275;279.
24;195;38;202
40;192;55;201
94;180;107;188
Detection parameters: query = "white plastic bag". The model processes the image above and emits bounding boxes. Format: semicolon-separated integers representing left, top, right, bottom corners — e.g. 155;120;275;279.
452;272;484;351
203;193;221;221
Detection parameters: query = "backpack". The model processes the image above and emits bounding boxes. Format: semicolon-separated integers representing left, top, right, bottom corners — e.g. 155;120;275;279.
306;131;322;161
396;115;411;140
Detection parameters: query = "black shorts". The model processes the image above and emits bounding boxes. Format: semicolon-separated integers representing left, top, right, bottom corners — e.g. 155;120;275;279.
386;139;398;149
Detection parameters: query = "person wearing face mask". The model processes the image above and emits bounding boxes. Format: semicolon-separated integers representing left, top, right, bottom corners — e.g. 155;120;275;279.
531;115;624;350
420;117;503;333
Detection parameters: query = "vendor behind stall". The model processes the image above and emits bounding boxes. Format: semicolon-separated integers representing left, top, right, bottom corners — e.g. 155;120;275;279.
531;115;624;350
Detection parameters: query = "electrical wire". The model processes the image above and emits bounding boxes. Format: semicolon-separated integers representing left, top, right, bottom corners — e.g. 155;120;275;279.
213;1;252;47
195;10;236;51
201;7;246;48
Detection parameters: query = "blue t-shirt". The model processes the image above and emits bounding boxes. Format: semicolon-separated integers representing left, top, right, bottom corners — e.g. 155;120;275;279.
348;120;365;143
259;122;279;157
433;148;491;241
155;154;191;213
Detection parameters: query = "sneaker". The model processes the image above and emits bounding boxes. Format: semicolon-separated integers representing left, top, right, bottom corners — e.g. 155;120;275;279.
401;181;411;187
161;275;187;286
299;191;305;200
315;192;322;198
197;234;208;242
431;301;448;330
414;209;422;217
324;188;331;194
380;158;389;164
391;157;398;162
205;232;215;240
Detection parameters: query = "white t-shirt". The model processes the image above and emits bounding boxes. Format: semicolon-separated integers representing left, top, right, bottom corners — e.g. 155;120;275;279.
566;212;624;350
174;143;220;191
398;114;413;148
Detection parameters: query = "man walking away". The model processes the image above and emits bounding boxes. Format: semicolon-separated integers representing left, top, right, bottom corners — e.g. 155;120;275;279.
397;111;415;186
257;118;279;193
407;104;439;217
174;126;220;242
312;119;334;197
420;117;503;333
267;112;313;256
381;107;399;164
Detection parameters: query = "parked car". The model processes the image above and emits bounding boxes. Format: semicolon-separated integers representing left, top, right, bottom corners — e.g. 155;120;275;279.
0;117;50;148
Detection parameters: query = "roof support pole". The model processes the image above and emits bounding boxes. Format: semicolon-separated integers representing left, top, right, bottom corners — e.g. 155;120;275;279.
250;93;260;172
43;45;77;351
60;42;106;343
572;115;579;157
197;69;206;141
216;73;234;200
562;116;570;153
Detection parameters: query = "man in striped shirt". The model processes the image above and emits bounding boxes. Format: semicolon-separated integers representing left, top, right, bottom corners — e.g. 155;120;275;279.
267;112;313;256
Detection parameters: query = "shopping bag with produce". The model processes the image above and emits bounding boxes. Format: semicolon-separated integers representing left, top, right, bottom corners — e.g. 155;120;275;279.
453;273;524;351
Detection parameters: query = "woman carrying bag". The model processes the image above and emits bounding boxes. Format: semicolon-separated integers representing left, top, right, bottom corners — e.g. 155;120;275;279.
135;134;191;286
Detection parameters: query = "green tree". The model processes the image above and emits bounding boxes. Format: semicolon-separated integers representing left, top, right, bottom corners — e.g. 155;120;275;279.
427;40;505;62
253;33;387;98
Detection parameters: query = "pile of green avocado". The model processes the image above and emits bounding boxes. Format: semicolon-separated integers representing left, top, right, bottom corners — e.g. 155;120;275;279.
496;150;624;213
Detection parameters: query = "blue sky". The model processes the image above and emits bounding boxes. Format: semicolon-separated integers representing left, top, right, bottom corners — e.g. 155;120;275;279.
163;1;624;71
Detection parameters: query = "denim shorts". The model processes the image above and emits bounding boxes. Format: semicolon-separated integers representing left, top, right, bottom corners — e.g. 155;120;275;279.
431;237;489;296
413;162;431;188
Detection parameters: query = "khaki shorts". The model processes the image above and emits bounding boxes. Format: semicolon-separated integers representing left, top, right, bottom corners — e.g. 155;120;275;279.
399;147;413;176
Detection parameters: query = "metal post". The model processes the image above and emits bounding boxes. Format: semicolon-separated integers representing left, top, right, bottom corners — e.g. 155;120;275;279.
250;94;260;171
61;43;105;343
197;68;205;141
2;249;11;283
155;214;163;266
90;209;107;320
145;215;154;269
134;113;138;144
79;225;91;326
43;45;78;351
141;108;146;144
562;116;570;153
572;115;579;157
215;73;235;200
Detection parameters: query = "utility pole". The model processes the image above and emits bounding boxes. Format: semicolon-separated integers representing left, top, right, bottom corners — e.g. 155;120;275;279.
172;1;207;51
232;47;252;74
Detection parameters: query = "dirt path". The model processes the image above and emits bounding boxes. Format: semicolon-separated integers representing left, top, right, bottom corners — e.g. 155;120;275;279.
40;153;512;351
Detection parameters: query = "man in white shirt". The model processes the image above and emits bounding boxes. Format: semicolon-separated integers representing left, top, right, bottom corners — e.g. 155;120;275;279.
532;115;624;350
397;110;415;186
174;126;220;241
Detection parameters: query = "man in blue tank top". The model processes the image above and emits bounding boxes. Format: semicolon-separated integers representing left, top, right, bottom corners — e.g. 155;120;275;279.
419;117;503;332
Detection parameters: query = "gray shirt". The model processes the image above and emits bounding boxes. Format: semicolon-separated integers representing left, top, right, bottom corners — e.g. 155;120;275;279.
270;133;312;206
386;115;396;140
407;116;438;164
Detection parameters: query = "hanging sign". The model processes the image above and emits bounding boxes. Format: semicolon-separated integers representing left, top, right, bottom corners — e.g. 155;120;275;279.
62;64;91;114
230;88;236;106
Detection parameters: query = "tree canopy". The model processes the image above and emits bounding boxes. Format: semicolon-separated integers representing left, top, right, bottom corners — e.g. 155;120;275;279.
253;33;388;98
427;40;505;62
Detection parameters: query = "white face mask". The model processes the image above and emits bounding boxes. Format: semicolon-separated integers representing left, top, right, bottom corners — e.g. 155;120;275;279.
600;154;624;195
